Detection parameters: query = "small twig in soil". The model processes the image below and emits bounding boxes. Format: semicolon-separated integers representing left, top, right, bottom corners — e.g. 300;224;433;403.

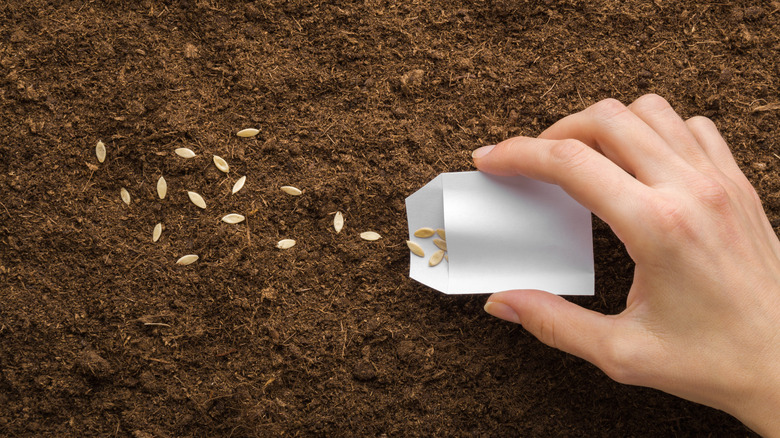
0;200;10;218
262;377;276;391
81;169;95;192
540;81;558;100
215;348;238;357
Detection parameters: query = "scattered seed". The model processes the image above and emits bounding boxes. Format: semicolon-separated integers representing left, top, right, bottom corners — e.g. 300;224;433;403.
360;231;381;241
414;227;435;238
237;128;260;138
213;155;230;173
406;240;424;257
157;176;167;199
222;213;245;224
120;188;130;205
95;140;106;163
176;254;199;265
153;223;162;242
433;238;447;251
281;186;302;196
187;191;206;209
429;249;445;267
277;239;296;249
445;254;449;262
436;228;446;239
175;148;196;158
232;176;246;194
334;211;344;233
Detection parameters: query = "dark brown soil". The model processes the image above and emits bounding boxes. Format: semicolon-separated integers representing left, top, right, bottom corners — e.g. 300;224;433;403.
1;1;777;436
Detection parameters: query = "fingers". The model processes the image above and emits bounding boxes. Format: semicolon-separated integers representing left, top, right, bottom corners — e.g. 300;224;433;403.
472;136;647;240
685;116;746;184
538;98;691;185
628;95;716;172
484;290;620;371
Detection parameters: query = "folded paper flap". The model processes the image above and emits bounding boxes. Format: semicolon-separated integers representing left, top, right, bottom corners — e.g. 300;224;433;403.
406;171;594;295
405;175;448;292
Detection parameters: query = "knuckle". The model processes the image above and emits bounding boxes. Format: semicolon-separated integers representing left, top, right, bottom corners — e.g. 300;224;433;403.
631;93;671;112
547;139;590;171
537;315;559;350
686;115;716;131
644;193;692;237
692;176;730;209
588;98;629;121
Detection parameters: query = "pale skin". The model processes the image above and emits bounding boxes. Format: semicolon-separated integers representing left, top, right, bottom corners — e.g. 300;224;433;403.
472;94;780;436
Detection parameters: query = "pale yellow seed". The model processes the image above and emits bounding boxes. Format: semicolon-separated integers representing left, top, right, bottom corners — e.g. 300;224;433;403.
175;147;196;158
232;176;246;194
445;254;449;262
429;250;445;267
360;231;381;241
276;239;296;249
414;227;435;238
221;214;245;224
157;176;167;199
333;211;344;233
95;140;106;163
176;254;199;265
120;188;131;205
213;155;230;173
436;228;446;239
281;186;302;196
406;241;424;257
187;191;206;209
152;223;162;242
433;238;447;251
237;128;260;138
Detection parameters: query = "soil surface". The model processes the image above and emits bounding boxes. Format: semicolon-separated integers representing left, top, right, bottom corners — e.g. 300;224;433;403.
1;0;778;436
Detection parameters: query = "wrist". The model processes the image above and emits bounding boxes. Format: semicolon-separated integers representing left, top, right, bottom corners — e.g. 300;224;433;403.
727;362;780;437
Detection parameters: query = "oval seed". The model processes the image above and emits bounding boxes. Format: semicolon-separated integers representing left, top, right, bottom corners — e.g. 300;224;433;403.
120;188;131;205
429;250;445;267
221;214;245;224
276;239;296;249
281;186;302;196
333;211;344;233
213;155;230;173
187;191;206;209
152;223;162;242
360;231;381;241
232;176;246;194
95;140;106;163
436;228;446;239
176;254;199;265
406;241;424;257
433;238;447;251
175;147;196;158
157;176;167;199
237;128;260;138
414;227;435;238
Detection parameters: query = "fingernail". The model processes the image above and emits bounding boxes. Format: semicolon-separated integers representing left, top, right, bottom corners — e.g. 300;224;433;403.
484;301;520;324
471;144;495;159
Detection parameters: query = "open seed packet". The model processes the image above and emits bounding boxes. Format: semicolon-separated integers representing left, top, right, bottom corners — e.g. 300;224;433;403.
405;171;594;295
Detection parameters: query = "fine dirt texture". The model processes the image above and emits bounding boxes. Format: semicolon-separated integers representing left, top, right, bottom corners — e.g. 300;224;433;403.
1;1;778;436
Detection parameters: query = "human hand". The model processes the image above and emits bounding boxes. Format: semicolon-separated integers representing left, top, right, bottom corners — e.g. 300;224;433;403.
472;95;780;436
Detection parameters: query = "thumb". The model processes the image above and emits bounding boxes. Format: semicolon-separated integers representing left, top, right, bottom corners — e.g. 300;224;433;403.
485;290;618;367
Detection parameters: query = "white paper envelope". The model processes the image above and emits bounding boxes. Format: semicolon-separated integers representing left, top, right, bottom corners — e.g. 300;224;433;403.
405;171;594;295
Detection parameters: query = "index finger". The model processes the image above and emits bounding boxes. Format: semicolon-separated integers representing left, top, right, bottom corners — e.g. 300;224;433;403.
472;136;648;242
